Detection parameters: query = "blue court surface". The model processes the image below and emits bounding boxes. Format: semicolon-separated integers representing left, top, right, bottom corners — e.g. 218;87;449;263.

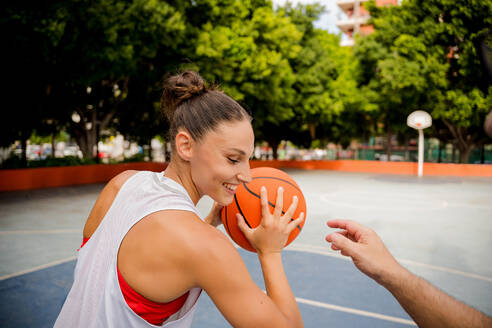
1;170;492;327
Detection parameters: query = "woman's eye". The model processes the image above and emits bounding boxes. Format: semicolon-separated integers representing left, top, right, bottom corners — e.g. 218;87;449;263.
227;157;239;164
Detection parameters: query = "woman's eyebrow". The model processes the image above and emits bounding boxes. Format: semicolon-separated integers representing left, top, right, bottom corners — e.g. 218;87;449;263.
227;148;247;156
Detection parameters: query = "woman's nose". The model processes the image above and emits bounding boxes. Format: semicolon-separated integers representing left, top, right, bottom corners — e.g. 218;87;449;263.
237;163;252;183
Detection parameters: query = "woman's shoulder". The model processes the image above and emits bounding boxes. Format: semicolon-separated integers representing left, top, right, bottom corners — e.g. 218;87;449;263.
82;170;139;238
145;210;237;259
110;170;139;189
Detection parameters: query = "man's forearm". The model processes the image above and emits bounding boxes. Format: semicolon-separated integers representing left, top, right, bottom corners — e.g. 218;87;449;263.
382;266;492;328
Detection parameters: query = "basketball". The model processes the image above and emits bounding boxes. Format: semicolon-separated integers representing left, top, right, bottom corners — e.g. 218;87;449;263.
221;167;307;252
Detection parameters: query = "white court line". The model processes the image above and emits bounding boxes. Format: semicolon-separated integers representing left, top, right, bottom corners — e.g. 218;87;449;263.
0;229;80;235
288;244;492;283
295;296;416;326
0;256;77;281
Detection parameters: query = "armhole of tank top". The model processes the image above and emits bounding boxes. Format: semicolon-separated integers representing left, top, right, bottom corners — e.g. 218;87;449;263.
80;171;145;251
114;206;199;327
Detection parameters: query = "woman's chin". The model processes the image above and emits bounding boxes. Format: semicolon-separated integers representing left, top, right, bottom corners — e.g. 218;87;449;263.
213;194;234;207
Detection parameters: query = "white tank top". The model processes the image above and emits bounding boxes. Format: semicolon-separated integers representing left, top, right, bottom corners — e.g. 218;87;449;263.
54;171;202;328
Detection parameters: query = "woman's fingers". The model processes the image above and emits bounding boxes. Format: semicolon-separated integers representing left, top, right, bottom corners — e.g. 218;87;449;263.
286;212;304;234
273;187;284;218
260;186;271;226
236;214;253;239
281;195;298;225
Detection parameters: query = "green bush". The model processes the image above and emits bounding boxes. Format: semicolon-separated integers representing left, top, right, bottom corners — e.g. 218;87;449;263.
118;153;146;163
1;155;97;169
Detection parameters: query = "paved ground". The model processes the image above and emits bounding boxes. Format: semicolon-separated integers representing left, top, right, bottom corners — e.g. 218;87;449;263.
1;169;491;327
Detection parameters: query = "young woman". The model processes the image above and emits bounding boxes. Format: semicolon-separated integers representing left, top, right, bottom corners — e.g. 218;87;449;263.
55;71;305;328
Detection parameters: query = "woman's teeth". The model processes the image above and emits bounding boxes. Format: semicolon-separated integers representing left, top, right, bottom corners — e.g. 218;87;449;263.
223;183;237;192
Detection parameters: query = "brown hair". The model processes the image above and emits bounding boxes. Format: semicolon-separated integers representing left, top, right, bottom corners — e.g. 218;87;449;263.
161;71;251;150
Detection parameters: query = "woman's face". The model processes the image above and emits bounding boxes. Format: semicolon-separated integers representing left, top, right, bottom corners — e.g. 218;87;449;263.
189;119;254;206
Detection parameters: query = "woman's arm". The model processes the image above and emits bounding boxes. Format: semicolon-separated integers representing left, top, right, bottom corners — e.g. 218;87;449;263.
187;186;304;327
123;186;304;327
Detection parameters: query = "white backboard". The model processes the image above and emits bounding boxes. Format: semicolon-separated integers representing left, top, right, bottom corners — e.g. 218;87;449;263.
407;110;432;130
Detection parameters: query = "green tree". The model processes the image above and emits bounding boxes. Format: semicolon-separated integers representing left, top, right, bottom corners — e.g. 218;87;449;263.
2;1;66;166
357;0;492;163
115;71;168;161
193;1;303;158
62;0;187;159
4;0;187;160
283;3;375;150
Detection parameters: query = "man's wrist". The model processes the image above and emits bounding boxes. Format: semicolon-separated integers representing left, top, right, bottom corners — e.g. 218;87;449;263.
379;263;410;291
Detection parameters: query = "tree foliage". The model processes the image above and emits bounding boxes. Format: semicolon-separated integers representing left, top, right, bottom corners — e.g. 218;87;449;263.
356;0;492;162
3;0;490;165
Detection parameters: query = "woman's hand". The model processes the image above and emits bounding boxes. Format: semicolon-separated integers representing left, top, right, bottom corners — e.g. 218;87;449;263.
237;186;304;255
204;202;224;228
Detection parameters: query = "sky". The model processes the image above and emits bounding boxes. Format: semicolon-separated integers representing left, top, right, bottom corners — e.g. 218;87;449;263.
272;0;343;35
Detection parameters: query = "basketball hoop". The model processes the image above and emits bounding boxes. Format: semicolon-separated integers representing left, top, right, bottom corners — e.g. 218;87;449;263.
407;111;432;177
407;110;432;130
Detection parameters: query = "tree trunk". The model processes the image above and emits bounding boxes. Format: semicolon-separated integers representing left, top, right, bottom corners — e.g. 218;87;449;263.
437;139;442;163
361;133;367;160
72;123;97;159
442;120;475;164
452;142;456;163
269;140;279;160
308;123;316;140
148;138;153;162
70;107;116;160
459;146;473;164
386;124;392;161
95;120;100;164
20;132;28;168
404;135;409;161
51;132;56;157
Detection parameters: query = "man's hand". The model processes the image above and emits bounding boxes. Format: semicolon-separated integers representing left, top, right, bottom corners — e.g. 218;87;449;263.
325;219;403;285
204;202;224;227
326;219;492;328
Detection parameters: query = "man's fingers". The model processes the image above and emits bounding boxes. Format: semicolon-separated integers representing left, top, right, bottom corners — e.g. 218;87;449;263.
327;219;368;238
334;230;357;242
325;232;358;258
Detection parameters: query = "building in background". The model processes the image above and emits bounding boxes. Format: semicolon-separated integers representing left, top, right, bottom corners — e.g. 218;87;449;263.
336;0;399;46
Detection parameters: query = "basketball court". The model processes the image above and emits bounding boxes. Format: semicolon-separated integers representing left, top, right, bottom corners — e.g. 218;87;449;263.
1;169;491;327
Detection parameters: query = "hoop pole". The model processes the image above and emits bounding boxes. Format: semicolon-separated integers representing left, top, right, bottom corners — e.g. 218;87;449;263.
418;129;424;177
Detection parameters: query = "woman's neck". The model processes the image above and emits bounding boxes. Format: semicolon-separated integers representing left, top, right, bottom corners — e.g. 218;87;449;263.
164;158;201;205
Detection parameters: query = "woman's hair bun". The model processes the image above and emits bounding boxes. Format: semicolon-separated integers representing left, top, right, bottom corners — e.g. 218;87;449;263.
161;71;207;122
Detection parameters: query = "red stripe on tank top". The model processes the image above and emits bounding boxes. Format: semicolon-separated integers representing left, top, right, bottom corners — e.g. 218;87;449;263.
79;237;189;325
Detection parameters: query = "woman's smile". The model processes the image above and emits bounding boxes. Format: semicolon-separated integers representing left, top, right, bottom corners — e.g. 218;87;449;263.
223;182;239;195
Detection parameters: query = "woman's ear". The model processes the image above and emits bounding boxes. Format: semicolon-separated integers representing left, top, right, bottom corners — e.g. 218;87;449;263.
175;130;193;161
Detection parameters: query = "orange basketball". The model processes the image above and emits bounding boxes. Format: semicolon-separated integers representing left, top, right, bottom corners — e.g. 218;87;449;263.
221;167;307;252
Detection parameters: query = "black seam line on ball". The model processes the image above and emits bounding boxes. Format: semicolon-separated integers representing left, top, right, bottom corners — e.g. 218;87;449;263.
251;176;302;193
224;206;233;237
243;183;302;232
234;193;251;228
